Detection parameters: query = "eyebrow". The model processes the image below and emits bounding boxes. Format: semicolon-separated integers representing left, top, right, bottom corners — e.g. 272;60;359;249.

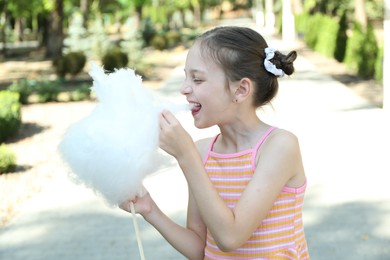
184;68;206;74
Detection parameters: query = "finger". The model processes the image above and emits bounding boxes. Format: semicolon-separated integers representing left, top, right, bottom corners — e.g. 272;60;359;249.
161;110;178;125
159;113;169;130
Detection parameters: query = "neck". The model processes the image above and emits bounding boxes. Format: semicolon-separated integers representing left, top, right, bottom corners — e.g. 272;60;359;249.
217;113;268;153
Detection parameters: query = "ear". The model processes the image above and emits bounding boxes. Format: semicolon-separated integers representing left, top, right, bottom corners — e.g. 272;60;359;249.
233;77;252;102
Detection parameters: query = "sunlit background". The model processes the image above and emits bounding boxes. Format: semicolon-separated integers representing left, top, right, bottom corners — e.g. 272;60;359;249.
0;0;389;259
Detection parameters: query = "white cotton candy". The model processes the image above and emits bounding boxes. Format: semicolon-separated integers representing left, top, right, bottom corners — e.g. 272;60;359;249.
59;63;188;206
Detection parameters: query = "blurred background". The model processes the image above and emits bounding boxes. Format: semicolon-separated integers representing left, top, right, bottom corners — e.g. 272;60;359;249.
0;0;388;259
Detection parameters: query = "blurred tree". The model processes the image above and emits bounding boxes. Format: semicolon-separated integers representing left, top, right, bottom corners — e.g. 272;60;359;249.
80;0;89;28
292;0;303;14
45;0;64;58
0;0;7;56
355;0;367;28
384;0;389;110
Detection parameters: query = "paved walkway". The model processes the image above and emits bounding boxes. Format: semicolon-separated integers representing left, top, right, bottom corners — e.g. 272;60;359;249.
1;18;390;260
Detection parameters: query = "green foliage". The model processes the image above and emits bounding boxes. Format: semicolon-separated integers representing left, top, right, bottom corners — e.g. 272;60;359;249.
8;79;35;104
0;144;17;174
304;0;351;16
344;22;379;78
298;12;340;57
334;11;348;62
140;18;157;46
304;13;323;49
102;48;129;72
0;91;22;143
180;27;200;43
150;35;166;50
34;80;60;103
313;15;339;58
120;17;144;68
53;51;87;79
374;45;383;82
165;30;181;49
295;13;310;37
70;84;91;101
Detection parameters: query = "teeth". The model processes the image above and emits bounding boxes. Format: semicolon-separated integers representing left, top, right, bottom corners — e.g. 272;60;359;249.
189;103;200;110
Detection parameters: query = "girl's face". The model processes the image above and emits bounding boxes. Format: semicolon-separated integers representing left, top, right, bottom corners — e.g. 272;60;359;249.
181;43;236;129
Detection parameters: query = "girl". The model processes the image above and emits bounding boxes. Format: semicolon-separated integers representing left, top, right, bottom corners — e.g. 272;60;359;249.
121;26;309;259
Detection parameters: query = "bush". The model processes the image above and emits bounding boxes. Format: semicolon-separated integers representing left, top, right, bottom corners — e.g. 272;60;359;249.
313;15;339;58
344;22;379;78
140;18;157;46
70;83;91;101
165;31;181;49
180;28;200;47
0;91;22;143
304;13;325;50
102;48;129;72
334;12;348;62
0;144;17;174
53;51;87;79
34;80;60;103
297;13;340;58
374;45;383;82
8;79;35;104
150;35;166;50
295;13;310;39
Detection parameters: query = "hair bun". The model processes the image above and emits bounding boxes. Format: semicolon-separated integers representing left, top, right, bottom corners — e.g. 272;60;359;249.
279;50;297;76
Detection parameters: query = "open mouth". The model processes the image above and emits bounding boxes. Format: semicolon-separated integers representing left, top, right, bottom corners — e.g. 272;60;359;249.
190;102;202;114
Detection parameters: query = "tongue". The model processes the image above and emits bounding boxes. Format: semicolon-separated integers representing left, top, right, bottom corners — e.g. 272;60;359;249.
192;105;201;113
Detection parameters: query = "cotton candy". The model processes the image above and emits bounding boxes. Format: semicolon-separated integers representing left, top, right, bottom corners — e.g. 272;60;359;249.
59;63;188;206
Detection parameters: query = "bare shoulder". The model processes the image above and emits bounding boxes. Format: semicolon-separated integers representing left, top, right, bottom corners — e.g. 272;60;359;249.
258;128;305;186
257;128;302;165
264;128;300;152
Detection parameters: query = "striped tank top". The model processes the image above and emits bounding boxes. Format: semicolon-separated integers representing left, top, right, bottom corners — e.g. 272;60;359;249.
203;127;309;259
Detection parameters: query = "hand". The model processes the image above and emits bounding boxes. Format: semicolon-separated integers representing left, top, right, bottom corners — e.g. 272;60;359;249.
119;191;154;218
159;110;195;159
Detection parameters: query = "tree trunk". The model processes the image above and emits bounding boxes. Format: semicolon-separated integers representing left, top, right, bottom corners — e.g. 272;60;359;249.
265;0;275;33
384;0;389;111
254;0;264;28
282;0;295;44
80;0;89;29
0;11;7;56
14;18;23;42
291;0;303;15
191;0;201;26
45;0;64;58
355;0;367;28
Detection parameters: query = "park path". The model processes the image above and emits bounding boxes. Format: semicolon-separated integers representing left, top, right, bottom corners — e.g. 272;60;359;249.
1;18;390;259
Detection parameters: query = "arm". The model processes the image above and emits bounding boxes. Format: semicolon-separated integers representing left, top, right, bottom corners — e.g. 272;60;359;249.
121;191;206;259
159;111;304;252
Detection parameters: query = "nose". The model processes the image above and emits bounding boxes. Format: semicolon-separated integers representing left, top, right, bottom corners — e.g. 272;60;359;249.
180;81;192;95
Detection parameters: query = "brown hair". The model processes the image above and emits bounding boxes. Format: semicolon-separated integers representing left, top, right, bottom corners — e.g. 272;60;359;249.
196;26;297;107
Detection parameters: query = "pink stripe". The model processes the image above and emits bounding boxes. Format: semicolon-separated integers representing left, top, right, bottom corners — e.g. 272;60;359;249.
214;184;247;189
219;192;242;198
206;165;253;171
209;176;252;182
246;233;295;244
282;179;307;193
268;205;297;214
262;214;295;224
208;149;252;158
253;225;294;236
237;241;296;253
207;157;251;163
251;126;277;168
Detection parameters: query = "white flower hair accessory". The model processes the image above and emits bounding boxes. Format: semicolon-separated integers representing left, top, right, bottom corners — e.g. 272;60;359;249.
264;47;285;77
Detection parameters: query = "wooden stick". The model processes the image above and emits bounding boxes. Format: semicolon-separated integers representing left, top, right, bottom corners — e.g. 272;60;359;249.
130;201;146;260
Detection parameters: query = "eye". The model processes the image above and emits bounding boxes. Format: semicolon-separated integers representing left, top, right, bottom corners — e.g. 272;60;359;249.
192;77;203;84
